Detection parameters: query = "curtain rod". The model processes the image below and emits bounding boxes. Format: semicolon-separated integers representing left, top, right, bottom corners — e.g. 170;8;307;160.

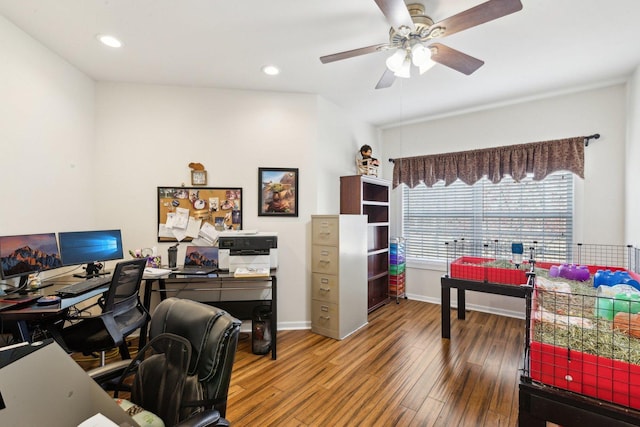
388;134;601;163
584;133;600;147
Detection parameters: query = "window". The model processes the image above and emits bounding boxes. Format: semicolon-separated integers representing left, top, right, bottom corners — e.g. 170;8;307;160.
402;171;574;262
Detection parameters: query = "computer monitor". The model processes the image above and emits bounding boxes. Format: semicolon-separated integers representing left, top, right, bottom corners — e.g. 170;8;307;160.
58;229;124;278
0;233;62;290
184;246;219;268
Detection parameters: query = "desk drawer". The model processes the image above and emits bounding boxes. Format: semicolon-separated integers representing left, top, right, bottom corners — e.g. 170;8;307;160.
311;300;338;336
311;245;338;275
312;217;339;246
312;273;338;304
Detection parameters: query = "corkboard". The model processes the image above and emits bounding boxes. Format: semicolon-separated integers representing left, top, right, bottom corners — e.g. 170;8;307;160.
157;186;242;242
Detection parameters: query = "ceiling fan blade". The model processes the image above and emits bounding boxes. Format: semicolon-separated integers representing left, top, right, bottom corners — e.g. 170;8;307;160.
375;68;396;89
431;0;523;38
374;0;415;32
320;43;389;64
430;43;484;75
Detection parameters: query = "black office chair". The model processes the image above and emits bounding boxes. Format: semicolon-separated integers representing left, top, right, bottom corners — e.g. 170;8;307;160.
59;258;148;365
89;297;242;426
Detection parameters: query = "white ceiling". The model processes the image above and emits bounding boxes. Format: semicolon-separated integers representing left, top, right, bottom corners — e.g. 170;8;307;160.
1;0;639;127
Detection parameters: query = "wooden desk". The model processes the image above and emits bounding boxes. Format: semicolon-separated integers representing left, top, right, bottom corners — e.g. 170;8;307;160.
140;271;277;359
440;275;532;338
0;281;109;342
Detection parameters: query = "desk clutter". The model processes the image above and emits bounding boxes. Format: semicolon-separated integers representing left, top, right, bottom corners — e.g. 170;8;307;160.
234;267;270;278
0;228;279;365
143;267;173;277
131;230;278;275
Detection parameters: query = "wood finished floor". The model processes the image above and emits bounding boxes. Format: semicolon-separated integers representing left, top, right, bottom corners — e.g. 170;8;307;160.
227;299;525;427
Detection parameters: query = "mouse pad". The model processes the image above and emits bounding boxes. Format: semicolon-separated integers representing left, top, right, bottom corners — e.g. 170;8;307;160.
0;295;40;312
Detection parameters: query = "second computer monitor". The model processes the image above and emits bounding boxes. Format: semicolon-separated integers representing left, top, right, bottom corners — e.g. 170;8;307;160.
0;232;62;288
58;229;124;277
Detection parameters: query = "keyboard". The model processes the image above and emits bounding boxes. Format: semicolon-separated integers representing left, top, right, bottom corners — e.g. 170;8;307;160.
56;276;111;297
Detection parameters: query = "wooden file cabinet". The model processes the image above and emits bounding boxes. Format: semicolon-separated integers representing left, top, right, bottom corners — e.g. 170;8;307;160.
311;215;367;340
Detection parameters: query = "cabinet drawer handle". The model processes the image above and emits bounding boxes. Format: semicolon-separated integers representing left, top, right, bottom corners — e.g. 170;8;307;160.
320;287;331;292
320;315;331;320
319;260;330;264
320;278;329;284
320;250;330;256
320;305;329;312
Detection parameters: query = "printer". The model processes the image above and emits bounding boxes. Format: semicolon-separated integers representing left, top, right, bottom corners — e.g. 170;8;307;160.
218;231;278;272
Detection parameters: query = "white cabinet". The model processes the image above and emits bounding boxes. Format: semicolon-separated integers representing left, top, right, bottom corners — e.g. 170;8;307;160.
311;215;367;340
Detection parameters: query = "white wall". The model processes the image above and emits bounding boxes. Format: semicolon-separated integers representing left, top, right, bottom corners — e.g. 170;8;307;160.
380;84;629;318
626;67;640;246
0;15;95;236
315;97;381;214
0;14;379;327
93;82;328;328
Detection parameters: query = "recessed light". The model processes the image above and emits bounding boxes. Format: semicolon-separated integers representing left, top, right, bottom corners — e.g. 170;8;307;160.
97;34;123;48
261;65;280;76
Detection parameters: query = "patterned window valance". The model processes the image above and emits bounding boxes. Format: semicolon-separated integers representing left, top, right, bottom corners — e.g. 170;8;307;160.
392;136;585;189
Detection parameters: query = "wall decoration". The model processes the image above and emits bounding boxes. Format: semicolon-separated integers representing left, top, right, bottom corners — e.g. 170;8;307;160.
191;170;207;186
188;162;207;186
157;186;242;242
258;168;298;217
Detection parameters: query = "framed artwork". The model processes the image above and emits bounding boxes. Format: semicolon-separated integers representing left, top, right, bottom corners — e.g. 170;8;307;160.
157;186;242;242
191;170;207;186
258;168;298;217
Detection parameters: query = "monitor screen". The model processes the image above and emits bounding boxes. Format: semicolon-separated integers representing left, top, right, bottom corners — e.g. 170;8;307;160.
184;246;218;268
0;233;62;280
58;229;124;266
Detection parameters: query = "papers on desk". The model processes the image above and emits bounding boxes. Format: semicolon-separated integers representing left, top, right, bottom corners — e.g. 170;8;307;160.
143;267;173;278
233;267;270;278
77;413;120;427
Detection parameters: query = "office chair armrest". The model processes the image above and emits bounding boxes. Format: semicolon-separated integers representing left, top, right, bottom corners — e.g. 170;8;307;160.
87;359;131;384
175;409;228;427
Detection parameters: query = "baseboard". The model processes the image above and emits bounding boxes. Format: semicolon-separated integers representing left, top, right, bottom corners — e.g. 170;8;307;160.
240;320;311;333
405;293;526;320
241;298;524;335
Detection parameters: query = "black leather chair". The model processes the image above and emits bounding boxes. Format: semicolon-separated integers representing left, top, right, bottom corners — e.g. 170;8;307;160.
89;297;242;427
59;258;148;365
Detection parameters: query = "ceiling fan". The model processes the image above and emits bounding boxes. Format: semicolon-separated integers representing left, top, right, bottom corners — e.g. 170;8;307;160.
320;0;523;89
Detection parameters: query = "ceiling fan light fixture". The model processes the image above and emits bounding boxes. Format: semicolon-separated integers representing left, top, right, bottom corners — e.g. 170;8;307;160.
319;0;524;89
385;49;407;72
410;42;431;67
394;56;411;78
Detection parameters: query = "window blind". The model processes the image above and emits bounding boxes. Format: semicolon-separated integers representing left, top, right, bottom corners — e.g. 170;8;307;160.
402;171;574;262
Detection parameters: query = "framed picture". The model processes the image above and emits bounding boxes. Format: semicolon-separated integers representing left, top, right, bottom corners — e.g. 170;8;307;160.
258;168;298;217
191;170;207;186
157;186;242;242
